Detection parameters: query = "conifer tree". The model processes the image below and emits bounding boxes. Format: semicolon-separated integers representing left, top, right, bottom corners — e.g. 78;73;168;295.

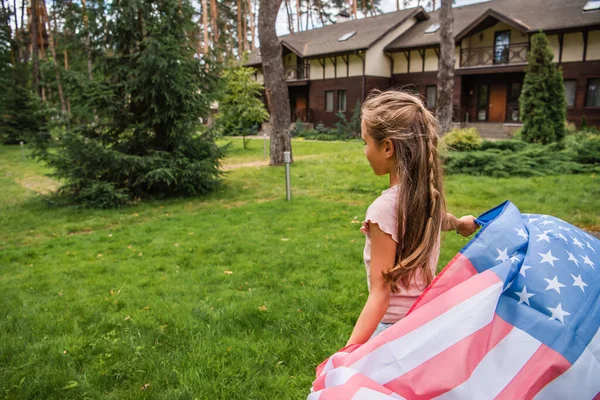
519;32;566;144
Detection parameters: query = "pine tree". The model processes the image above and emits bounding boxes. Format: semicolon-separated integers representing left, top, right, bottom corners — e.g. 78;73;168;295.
33;0;224;208
519;32;566;144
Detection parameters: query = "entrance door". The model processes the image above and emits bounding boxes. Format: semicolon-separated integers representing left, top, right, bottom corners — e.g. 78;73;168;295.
488;84;507;122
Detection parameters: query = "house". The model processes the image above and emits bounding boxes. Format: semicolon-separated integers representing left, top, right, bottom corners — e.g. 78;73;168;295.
245;0;600;133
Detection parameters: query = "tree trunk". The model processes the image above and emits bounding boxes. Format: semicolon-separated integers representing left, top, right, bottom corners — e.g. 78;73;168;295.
396;0;400;11
295;0;300;32
258;0;292;166
210;0;219;56
285;0;294;34
242;3;247;52
352;0;357;18
30;0;41;98
436;0;454;134
202;0;209;54
41;0;67;114
237;0;242;53
81;0;93;80
248;0;255;50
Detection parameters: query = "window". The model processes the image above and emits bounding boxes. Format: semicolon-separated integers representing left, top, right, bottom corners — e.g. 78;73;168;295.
583;0;600;11
426;85;437;109
564;80;577;107
508;83;521;103
337;31;356;42
494;31;511;64
325;91;334;112
338;90;347;112
585;79;600;108
477;85;489;121
424;23;440;34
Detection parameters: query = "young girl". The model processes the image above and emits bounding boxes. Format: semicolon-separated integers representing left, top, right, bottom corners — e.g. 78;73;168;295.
346;89;479;347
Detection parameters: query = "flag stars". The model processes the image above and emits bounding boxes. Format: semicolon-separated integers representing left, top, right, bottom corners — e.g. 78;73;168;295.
537;231;551;243
544;276;566;294
547;303;570;324
557;233;568;243
541;220;555;226
519;264;532;277
515;228;529;240
495;248;510;263
567;251;580;267
571;274;588;292
581;254;595;269
586;241;596;254
515;286;535;306
539;250;559;267
510;254;520;264
572;237;584;249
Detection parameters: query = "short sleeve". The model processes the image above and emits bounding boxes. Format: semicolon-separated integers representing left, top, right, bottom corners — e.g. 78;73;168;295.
362;195;399;243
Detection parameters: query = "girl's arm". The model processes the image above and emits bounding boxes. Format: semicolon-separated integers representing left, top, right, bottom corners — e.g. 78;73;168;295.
345;222;396;347
443;213;479;237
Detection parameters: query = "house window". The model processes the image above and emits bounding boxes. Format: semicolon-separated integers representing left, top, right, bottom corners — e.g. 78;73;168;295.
426;85;437;109
585;79;600;108
477;85;489;121
494;31;511;64
338;90;347;112
564;80;577;107
508;83;521;103
325;91;334;112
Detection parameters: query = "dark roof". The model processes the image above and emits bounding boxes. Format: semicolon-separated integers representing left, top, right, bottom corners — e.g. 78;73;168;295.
245;7;429;66
385;0;600;51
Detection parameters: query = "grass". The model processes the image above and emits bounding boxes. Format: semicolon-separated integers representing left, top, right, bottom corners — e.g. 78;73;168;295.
0;138;598;399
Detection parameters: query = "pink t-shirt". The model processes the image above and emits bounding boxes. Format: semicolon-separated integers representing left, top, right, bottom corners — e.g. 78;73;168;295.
361;185;441;324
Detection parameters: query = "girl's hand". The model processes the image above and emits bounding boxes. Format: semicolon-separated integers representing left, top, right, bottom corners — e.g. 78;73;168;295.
456;215;479;237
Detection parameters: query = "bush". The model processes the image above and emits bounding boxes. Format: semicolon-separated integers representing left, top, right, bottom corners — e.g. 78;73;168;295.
568;135;600;165
480;139;528;152
441;128;483;151
334;100;362;138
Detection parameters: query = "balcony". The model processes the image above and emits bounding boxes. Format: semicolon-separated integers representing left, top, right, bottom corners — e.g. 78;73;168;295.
285;64;310;81
460;43;529;68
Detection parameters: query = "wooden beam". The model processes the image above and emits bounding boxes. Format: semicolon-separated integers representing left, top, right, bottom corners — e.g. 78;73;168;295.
434;46;440;58
341;55;349;77
317;58;325;79
403;50;410;73
558;33;564;64
329;56;337;79
419;48;425;73
583;30;588;62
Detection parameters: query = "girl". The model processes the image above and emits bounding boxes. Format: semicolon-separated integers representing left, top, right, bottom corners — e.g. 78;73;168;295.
346;89;479;347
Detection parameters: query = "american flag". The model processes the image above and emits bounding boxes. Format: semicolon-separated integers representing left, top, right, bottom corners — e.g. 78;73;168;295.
309;201;600;399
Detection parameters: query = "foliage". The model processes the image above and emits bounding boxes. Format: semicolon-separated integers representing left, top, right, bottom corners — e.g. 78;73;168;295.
443;143;598;178
480;139;528;152
562;127;600;165
441;127;482;151
519;32;567;144
32;0;224;208
213;65;268;137
334;100;362;138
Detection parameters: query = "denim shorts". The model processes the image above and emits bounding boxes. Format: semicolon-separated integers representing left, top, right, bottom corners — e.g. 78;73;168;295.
370;321;394;340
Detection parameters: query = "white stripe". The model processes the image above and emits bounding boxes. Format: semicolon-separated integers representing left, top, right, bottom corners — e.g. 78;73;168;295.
350;281;504;385
351;388;406;400
320;351;350;377
534;328;600;400
325;366;358;388
434;327;541;400
307;390;321;400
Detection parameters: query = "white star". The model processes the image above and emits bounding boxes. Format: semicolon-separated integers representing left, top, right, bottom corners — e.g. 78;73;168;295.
541;220;554;226
558;225;566;231
557;233;568;243
510;254;520;264
541;215;549;219
544;276;566;294
515;228;528;240
571;274;588;292
495;248;510;263
547;303;570;324
566;251;580;267
586;241;596;254
539;250;559;267
572;237;584;249
537;231;551;243
515;286;535;306
520;264;532;277
505;280;514;290
581;254;596;269
529;218;539;222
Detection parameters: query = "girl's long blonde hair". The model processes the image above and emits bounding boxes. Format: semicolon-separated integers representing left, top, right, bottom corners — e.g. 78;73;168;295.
361;89;446;292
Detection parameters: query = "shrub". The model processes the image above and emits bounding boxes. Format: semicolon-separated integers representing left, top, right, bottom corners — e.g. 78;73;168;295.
334;100;362;138
441;128;482;151
480;139;528;152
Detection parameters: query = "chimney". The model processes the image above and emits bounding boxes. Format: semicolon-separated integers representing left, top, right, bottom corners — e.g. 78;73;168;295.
336;9;351;23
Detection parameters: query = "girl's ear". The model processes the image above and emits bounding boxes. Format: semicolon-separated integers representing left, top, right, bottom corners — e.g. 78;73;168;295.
383;139;395;159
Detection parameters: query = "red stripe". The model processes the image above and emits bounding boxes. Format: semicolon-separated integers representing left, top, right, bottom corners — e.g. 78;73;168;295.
316;374;399;400
338;269;502;367
495;344;571;400
383;313;513;399
408;253;478;315
593;392;600;400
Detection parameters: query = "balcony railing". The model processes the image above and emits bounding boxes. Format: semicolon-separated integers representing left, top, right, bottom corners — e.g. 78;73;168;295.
285;64;310;81
460;43;529;68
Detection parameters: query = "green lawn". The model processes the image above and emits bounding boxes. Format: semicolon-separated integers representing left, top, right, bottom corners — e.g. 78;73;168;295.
0;139;598;399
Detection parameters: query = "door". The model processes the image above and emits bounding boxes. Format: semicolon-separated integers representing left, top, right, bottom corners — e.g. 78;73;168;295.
488;84;507;122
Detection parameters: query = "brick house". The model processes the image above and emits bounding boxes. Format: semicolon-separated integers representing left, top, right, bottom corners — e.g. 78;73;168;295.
245;0;600;133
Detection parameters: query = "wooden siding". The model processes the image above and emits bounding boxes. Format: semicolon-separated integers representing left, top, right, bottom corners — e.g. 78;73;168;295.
562;60;600;127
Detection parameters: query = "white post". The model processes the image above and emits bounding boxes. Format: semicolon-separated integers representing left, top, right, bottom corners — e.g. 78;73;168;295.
20;141;25;161
284;151;291;201
263;134;267;160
